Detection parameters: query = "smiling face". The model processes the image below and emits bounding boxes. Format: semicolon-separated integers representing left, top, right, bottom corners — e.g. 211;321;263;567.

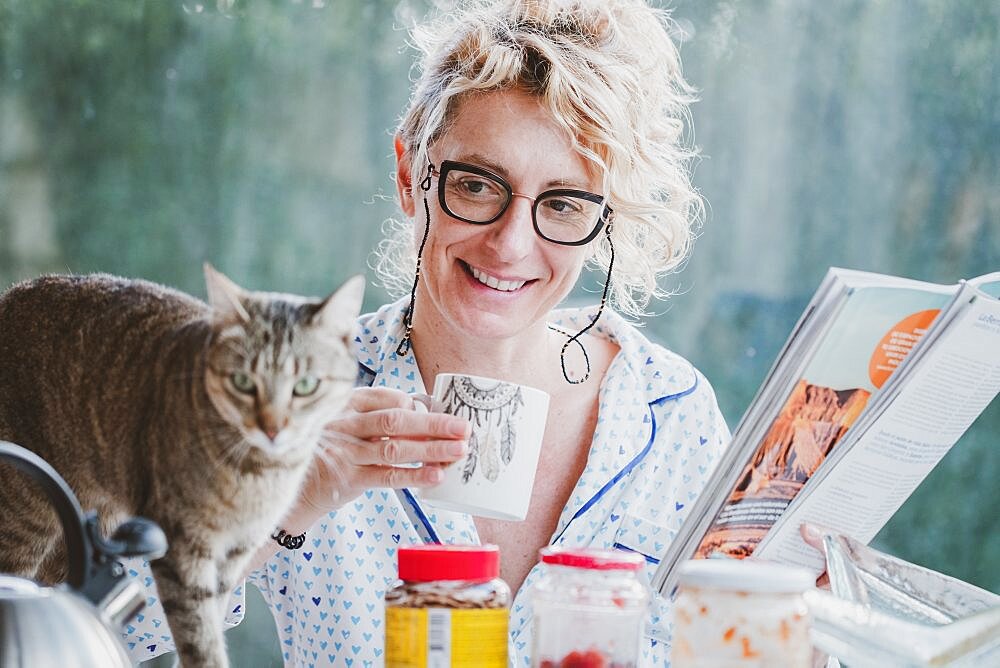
397;89;600;344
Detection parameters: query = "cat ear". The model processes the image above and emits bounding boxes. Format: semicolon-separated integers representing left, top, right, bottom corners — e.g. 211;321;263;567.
312;275;365;336
204;263;251;323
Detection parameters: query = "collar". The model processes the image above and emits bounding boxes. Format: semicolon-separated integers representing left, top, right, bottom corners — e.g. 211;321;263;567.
354;297;697;404
546;304;697;406
352;298;699;546
352;299;425;393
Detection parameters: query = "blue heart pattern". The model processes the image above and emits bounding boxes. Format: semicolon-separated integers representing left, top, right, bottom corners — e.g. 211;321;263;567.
124;299;730;667
121;570;246;660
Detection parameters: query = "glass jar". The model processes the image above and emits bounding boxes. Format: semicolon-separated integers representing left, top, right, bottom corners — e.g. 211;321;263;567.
531;547;650;668
671;559;815;667
385;544;511;668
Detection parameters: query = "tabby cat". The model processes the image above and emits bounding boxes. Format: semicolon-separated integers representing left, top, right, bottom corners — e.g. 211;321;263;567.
0;265;364;667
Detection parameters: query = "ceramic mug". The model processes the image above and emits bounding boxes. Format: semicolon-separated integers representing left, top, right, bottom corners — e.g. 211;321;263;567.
418;373;549;521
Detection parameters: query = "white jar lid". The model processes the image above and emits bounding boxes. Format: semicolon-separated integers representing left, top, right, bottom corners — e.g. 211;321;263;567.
677;558;816;593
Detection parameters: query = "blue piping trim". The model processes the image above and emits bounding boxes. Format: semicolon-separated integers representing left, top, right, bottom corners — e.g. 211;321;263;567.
613;542;660;564
552;408;658;544
401;489;440;544
651;366;699;406
551;369;699;545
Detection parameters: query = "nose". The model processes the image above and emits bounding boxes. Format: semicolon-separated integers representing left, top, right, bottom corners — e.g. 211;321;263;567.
259;410;289;441
484;194;535;260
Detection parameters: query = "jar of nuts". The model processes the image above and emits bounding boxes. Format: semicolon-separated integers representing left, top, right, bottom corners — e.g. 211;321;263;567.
385;544;511;667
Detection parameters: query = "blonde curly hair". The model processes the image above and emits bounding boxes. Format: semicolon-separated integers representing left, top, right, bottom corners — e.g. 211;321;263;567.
375;0;703;318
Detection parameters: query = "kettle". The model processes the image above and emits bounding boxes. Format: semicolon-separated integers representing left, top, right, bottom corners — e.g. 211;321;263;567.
0;440;168;667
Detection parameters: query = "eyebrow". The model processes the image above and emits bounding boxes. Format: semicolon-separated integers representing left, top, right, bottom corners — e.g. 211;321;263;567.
456;152;590;190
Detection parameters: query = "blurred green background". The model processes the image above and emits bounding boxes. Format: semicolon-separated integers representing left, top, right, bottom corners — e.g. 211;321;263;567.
1;0;997;665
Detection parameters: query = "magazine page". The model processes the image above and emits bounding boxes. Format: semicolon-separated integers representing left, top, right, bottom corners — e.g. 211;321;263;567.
689;280;956;564
651;269;957;595
755;285;1000;571
970;272;1000;298
689;273;847;506
650;272;855;594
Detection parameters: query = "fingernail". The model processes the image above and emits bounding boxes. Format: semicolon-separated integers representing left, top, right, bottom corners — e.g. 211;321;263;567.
448;441;468;457
800;522;821;542
427;467;444;483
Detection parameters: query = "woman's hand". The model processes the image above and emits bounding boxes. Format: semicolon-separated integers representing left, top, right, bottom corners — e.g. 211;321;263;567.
243;387;470;577
800;522;831;589
300;386;470;515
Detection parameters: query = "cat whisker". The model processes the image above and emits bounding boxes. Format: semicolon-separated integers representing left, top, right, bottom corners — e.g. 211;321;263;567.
179;424;246;482
202;436;249;482
0;269;364;666
216;431;249;459
220;444;247;472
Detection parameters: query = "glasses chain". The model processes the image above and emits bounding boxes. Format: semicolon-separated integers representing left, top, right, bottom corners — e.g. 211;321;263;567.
551;224;614;385
395;164;435;357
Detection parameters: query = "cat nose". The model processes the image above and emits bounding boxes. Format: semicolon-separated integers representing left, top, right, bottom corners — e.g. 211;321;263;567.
259;412;288;441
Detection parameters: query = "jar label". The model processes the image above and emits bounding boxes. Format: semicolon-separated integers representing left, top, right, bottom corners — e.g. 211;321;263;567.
385;607;508;667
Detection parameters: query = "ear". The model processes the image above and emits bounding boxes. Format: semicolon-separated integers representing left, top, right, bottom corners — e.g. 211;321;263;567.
204;263;251;323
312;274;366;337
394;134;416;218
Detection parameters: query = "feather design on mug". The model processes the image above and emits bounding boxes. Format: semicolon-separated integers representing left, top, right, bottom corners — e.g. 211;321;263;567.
482;431;500;482
501;413;516;465
462;431;479;483
440;377;523;484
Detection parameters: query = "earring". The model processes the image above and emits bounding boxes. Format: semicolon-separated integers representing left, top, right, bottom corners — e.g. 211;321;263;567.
549;223;615;384
396;164;435;357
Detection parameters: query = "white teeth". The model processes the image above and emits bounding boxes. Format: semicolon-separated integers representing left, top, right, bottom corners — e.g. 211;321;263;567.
469;266;526;292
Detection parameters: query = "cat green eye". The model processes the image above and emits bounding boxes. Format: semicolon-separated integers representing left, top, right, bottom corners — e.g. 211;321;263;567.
230;371;256;394
293;375;320;397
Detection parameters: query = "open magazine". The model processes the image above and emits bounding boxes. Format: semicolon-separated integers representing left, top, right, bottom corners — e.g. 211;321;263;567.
652;267;1000;596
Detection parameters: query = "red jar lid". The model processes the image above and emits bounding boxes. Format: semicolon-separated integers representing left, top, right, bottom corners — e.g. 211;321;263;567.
540;546;644;571
397;544;500;582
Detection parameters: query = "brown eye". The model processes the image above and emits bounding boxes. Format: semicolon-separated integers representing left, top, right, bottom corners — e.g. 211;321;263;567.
293;375;320;397
230;372;256;394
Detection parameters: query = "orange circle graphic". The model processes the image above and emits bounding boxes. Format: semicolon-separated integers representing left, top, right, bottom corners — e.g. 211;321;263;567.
868;309;940;389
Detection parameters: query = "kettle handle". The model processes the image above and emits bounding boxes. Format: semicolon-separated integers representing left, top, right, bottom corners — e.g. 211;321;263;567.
0;440;166;616
0;440;93;590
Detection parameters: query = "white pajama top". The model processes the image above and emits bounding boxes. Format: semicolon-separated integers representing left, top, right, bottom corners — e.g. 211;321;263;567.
123;298;730;667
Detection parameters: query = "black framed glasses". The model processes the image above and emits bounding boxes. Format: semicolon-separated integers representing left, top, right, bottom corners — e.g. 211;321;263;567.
430;159;612;246
397;159;616;383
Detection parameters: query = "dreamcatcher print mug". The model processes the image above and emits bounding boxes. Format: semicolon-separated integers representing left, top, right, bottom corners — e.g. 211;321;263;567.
419;373;549;521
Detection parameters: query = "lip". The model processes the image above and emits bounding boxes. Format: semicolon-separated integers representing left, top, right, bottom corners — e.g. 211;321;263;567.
461;261;534;293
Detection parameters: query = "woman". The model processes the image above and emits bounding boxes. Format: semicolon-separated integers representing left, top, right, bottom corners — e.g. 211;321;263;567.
129;0;729;665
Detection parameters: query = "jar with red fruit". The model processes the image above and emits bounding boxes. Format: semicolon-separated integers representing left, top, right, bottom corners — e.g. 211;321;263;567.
530;547;649;668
